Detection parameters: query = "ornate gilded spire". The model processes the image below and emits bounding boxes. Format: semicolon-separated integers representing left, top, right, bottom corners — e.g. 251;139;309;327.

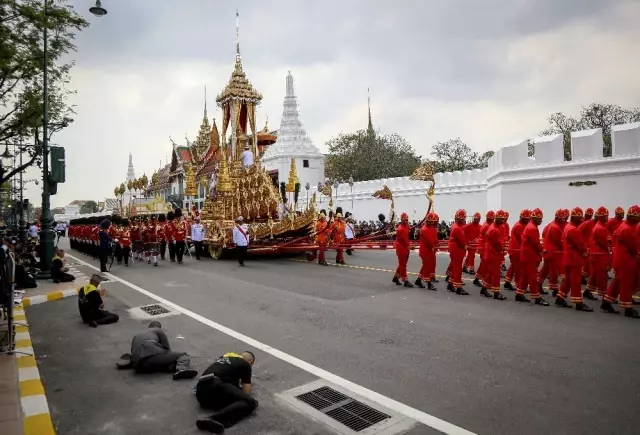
184;163;198;197
367;87;374;135
285;158;299;192
210;118;220;149
235;8;241;66
203;85;208;121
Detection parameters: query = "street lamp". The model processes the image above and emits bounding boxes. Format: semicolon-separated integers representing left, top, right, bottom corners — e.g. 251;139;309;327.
305;182;310;208
89;0;108;17
348;175;354;211
317;181;322;204
1;144;13;159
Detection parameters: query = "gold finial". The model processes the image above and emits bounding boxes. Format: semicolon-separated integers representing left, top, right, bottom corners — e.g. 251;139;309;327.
285;158;299;192
184;163;198;197
235;9;241;65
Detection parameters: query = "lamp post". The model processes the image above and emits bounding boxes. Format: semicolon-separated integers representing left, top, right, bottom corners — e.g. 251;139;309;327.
317;181;322;204
332;180;339;208
305;182;310;208
348;175;354;211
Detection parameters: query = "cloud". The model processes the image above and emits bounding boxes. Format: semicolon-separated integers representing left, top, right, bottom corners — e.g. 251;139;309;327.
19;0;639;208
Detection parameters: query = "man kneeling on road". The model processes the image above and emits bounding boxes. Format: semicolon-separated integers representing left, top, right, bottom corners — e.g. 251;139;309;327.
78;274;119;327
195;351;258;433
116;321;198;380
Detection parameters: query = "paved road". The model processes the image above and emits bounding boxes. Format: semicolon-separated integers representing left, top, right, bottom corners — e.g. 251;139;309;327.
52;240;639;435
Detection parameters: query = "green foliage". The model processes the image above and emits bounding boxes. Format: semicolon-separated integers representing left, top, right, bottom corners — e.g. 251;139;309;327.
325;129;421;182
0;0;88;182
80;200;98;214
426;138;494;173
539;103;640;160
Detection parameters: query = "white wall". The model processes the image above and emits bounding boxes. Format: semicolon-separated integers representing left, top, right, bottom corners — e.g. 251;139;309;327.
262;155;325;190
306;123;640;224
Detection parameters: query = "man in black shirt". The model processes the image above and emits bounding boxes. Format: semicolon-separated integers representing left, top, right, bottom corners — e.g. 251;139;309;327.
116;321;198;380
195;351;258;433
78;274;119;327
51;248;75;283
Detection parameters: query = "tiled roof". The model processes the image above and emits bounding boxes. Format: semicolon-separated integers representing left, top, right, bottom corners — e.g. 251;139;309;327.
68;200;90;206
102;198;120;211
176;146;192;163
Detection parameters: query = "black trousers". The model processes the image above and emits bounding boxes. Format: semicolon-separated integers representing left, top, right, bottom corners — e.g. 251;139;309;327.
160;240;167;260
196;378;258;428
168;241;176;261
85;310;119;325
237;246;247;265
121;247;131;265
99;249;109;272
175;241;185;263
194;241;203;259
135;351;191;374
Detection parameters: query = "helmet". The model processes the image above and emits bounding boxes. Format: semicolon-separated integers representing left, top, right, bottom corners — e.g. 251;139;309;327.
495;210;508;220
530;208;543;219
455;209;467;220
473;212;481;220
614;206;625;216
486;210;495;220
400;212;409;221
628;205;640;218
594;206;609;217
570;207;584;218
426;212;439;222
520;209;532;219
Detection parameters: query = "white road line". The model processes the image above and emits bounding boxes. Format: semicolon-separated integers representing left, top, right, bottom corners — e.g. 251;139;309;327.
67;252;477;435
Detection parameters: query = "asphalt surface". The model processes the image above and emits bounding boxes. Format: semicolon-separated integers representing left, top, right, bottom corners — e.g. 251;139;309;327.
33;240;640;435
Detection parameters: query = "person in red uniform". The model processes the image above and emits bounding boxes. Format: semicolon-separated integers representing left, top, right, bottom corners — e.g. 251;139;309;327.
463;212;481;275
130;217;141;261
146;215;159;266
415;212;438;290
606;206;625;236
119;218;132;266
109;216;122;265
332;213;346;264
556;207;592;311
578;207;595;286
473;210;495;287
90;219;100;259
602;206;640;318
164;211;175;262
480;210;508;300
392;212;413;287
311;211;330;266
537;209;566;296
447;209;468;295
586;207;610;298
501;212;510;272
157;213;167;260
516;208;549;305
172;208;187;264
504;209;530;291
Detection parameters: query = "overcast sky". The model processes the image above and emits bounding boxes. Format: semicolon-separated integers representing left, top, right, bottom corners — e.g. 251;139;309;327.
21;0;640;208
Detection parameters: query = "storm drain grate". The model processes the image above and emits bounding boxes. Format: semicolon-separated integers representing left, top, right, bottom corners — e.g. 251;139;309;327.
139;304;170;316
295;386;391;432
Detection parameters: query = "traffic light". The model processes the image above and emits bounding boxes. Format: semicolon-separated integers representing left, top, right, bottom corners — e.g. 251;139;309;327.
50;146;66;183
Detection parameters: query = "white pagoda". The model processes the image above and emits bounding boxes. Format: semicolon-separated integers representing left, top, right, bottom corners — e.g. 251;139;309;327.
123;152;137;206
262;71;325;190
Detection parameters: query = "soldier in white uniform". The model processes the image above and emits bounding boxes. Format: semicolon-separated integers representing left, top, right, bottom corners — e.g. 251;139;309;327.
190;216;206;260
232;216;250;266
345;213;355;255
240;144;254;168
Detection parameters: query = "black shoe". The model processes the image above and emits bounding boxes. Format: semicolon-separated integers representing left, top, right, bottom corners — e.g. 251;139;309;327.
480;287;492;298
515;294;530;303
462;267;469;274
53;279;60;284
456;288;469;295
125;264;129;267
154;263;158;267
173;368;198;380
576;302;593;312
552;290;558;298
116;353;132;369
414;278;425;288
581;276;588;286
494;292;507;301
600;301;619;314
473;278;482;287
535;298;550;306
583;290;597;301
503;281;514;291
392;277;402;286
632;299;640;306
403;281;414;288
427;282;437;291
555;297;572;308
447;283;454;292
624;308;640;319
540;289;549;295
468;270;476;276
196;418;225;433
432;278;440;283
444;275;449;282
89;321;98;328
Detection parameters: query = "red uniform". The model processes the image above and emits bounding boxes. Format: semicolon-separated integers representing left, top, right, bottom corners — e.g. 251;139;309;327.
519;221;542;297
314;219;330;264
447;222;466;289
332;220;346;263
606;217;623;237
463;222;481;273
587;220;610;295
173;220;187;242
538;220;563;291
163;221;173;242
505;220;526;287
578;218;596;277
604;221;638;309
418;224;438;282
558;222;588;304
483;223;505;293
475;221;492;281
394;222;411;282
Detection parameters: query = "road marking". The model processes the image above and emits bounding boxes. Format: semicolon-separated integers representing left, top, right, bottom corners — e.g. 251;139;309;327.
67;252;477;435
163;281;188;288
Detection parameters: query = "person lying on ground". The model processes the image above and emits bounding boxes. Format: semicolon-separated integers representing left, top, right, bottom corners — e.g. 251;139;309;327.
195;351;258;434
51;248;75;283
78;274;119;328
116;321;198;380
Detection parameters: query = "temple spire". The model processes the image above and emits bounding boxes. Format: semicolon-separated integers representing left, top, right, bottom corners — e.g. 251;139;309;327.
204;85;208;119
367;87;374;135
235;9;241;64
126;152;136;181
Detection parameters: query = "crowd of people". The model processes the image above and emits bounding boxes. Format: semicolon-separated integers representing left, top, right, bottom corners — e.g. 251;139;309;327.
390;206;639;319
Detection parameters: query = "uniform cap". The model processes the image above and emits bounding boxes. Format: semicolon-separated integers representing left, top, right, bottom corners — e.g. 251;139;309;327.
570;207;584;218
555;209;564;218
615;206;625;215
486;210;495;220
530;208;543;219
335;212;343;218
318;212;326;218
426;212;439;222
594;206;609;217
629;205;640;217
495;209;508;220
473;212;481;219
585;208;594;217
455;209;467;220
400;212;409;221
520;209;532;219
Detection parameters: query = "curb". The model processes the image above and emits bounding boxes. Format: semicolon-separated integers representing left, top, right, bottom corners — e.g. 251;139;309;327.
22;289;79;307
12;305;56;435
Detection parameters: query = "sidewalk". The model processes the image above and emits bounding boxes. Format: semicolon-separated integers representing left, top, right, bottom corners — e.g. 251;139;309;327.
0;266;91;435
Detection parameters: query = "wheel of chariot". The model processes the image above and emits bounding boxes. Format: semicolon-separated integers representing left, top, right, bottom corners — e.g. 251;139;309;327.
208;244;224;260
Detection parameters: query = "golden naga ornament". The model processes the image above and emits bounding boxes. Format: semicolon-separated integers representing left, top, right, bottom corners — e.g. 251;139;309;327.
409;162;436;213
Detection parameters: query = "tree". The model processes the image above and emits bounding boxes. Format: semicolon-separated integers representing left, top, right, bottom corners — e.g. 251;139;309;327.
325;129;421;181
0;0;88;184
427;138;494;173
539;103;640;160
80;200;98;214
